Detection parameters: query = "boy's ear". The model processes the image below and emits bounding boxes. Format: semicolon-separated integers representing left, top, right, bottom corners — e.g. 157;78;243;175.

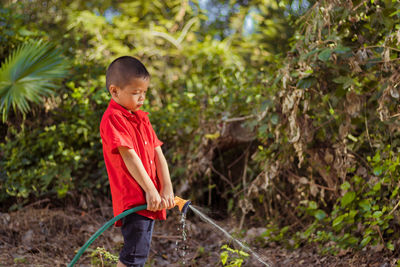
109;84;119;97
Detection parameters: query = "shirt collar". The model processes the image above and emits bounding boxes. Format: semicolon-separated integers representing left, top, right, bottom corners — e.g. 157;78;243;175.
109;99;148;122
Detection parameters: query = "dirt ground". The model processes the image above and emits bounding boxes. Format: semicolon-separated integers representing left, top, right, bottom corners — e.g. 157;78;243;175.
0;202;398;267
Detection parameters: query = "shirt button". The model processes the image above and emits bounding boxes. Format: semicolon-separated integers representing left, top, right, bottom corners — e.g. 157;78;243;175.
150;160;153;164
144;141;147;145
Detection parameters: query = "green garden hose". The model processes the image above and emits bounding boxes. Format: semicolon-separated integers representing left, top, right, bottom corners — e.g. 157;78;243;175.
68;196;191;266
68;204;147;267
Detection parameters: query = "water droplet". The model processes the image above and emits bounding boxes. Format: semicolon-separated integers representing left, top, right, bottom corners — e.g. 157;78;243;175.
175;212;188;265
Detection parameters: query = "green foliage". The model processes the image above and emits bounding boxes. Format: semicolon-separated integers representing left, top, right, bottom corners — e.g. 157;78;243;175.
0;0;293;207
0;123;103;200
1;0;400;257
259;223;294;249
245;0;400;253
316;146;400;252
13;256;28;264
0;40;68;122
0;1;111;201
220;244;249;267
258;147;400;254
90;247;119;266
0;6;25;60
0;79;109;201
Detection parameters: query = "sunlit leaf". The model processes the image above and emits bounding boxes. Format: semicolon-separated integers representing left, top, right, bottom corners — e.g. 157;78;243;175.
360;236;372;247
0;40;68;122
341;192;356;207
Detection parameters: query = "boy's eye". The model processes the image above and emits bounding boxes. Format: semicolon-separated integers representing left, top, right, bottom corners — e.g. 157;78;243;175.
132;91;147;95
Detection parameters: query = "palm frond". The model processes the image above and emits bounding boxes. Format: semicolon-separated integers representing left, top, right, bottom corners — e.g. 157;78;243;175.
0;40;69;122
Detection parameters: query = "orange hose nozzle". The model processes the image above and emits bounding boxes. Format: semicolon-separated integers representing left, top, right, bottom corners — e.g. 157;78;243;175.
174;196;191;214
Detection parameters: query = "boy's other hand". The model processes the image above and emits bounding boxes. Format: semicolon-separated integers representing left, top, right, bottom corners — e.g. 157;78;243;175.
146;189;162;211
160;187;175;209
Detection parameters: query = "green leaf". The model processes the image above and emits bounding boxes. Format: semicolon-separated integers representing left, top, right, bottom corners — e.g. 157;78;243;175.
372;152;381;162
372;211;383;218
387;241;394;251
0;40;68;122
341;191;356;207
390;187;399;199
333;45;351;54
347;236;359;245
238;250;249;257
308;201;318;210
270;113;279;125
332;214;347;227
296;77;316;89
358;199;371;211
373;166;383;176
341;181;351;191
332;76;349;84
261;100;273;110
205;132;220;140
389;9;400;17
303;48;322;60
372;182;381;191
220;251;228;265
347;134;358;142
314;209;327;220
332;76;354;88
318;49;332;61
360;236;372;247
227;198;234;212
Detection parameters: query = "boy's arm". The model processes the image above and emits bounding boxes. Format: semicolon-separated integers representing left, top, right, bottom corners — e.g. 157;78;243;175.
154;146;175;209
118;146;162;211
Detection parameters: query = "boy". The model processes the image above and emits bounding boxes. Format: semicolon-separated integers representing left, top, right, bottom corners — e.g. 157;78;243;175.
100;56;174;267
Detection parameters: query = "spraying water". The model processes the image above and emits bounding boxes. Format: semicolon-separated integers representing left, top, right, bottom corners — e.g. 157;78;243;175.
188;205;272;267
175;212;188;265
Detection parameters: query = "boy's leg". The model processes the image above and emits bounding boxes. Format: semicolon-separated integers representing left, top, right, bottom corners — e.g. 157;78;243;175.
119;212;155;267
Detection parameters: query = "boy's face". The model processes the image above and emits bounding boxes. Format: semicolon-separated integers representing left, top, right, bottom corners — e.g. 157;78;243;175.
110;77;149;112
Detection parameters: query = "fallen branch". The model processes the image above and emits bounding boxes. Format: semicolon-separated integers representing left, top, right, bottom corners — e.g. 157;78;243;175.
152;234;181;240
22;198;50;210
210;164;235;189
388;199;400;215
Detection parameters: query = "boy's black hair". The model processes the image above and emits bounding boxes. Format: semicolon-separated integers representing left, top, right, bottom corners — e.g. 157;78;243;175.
106;56;150;91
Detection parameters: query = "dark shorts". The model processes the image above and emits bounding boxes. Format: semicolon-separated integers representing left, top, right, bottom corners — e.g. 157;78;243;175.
119;212;155;267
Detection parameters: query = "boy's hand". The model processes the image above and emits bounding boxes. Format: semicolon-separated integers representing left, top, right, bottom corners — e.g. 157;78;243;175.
160;186;175;210
146;189;162;211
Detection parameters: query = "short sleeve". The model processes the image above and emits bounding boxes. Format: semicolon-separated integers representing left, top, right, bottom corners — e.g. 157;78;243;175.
101;114;136;154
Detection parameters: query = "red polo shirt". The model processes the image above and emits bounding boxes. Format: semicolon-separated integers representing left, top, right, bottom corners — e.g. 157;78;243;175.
100;99;166;226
